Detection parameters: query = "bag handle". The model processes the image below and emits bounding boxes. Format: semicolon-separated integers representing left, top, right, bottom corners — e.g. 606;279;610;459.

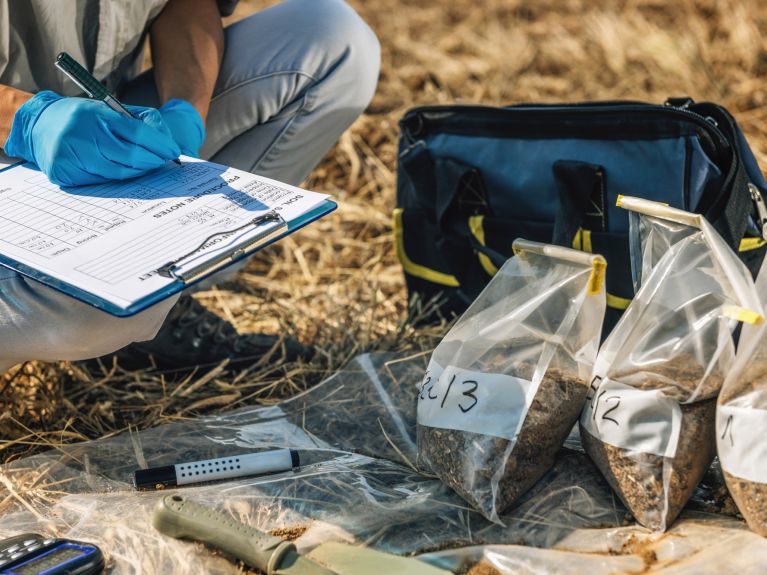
398;145;493;295
551;160;606;247
684;101;759;250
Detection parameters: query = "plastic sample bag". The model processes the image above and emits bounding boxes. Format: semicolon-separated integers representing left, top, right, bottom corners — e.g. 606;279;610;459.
717;256;767;537
417;239;607;522
580;196;763;532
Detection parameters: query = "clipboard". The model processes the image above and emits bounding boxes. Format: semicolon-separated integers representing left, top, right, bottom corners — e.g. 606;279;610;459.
0;156;338;317
0;199;336;317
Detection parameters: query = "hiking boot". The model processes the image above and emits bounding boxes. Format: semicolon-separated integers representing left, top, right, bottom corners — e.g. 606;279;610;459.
97;295;312;372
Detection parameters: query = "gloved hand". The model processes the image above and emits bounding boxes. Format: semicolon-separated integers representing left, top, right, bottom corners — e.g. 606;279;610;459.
4;90;181;187
156;99;206;157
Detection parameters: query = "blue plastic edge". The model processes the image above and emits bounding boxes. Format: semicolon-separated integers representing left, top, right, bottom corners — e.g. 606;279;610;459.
0;160;24;173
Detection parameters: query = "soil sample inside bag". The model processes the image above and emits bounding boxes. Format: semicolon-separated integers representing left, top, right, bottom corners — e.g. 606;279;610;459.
417;240;606;522
723;471;767;534
610;354;725;401
419;366;587;518
580;196;763;532
581;397;716;530
718;361;767;536
581;353;728;531
464;562;503;575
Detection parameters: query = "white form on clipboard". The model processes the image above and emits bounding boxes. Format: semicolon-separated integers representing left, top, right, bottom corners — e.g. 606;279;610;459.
0;156;333;316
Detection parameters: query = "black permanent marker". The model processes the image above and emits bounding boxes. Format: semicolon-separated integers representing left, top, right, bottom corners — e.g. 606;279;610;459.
133;448;300;490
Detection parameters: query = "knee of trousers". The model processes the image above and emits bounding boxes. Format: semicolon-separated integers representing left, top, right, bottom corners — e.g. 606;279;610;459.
0;275;177;364
281;0;381;113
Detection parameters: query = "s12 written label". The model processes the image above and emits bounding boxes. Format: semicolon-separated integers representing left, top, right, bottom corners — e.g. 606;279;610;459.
580;377;682;459
416;361;534;442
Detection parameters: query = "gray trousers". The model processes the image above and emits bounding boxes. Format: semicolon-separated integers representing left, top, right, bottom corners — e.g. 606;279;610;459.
0;0;379;371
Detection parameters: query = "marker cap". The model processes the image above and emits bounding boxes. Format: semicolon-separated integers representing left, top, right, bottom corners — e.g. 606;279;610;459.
133;465;176;490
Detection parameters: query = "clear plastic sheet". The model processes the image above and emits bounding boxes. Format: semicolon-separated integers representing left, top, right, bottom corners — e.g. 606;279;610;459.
1;352;766;574
417;240;606;522
580;198;763;532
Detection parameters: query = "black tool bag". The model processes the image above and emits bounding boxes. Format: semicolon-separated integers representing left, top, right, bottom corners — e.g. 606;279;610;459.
395;98;767;332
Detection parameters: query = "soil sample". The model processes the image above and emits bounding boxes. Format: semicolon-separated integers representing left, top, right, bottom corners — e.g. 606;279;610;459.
610;353;725;401
418;367;587;519
719;361;767;536
723;471;767;534
269;524;309;541
581;399;716;531
464;562;503;575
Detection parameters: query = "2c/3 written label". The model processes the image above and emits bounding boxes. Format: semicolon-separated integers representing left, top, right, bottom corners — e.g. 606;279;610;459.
416;362;534;442
418;364;479;413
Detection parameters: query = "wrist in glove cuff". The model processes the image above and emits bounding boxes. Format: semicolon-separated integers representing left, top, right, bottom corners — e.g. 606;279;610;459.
4;91;64;161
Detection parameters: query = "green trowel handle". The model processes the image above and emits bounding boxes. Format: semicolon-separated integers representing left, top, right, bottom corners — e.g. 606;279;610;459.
153;494;334;575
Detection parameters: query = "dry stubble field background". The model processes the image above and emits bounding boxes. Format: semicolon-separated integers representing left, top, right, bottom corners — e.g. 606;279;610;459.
2;0;767;462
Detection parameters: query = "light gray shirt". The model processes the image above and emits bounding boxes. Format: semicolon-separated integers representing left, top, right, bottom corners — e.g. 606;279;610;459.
0;0;239;95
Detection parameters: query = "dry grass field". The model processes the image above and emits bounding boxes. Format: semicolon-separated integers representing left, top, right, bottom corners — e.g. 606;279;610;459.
2;0;767;462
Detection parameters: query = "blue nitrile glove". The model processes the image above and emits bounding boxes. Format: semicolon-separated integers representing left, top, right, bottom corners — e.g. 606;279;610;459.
4;90;181;187
156;99;206;157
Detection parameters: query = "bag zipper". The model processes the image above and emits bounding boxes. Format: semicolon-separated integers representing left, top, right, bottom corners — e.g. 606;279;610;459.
403;102;731;163
748;183;767;241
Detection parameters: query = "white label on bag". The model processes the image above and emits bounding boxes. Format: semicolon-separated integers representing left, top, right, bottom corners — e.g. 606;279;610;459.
580;377;682;459
416;361;535;442
717;404;767;484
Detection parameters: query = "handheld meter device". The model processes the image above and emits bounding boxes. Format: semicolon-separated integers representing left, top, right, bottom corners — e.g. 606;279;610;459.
0;533;104;575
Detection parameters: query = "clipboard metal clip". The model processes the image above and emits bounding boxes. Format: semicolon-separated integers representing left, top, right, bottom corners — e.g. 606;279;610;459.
156;211;286;283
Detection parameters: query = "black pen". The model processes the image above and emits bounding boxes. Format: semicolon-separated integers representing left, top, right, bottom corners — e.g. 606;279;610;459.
55;52;182;165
